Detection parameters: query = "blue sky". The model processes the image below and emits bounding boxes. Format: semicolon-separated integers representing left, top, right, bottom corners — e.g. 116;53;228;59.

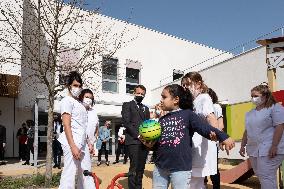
85;0;284;54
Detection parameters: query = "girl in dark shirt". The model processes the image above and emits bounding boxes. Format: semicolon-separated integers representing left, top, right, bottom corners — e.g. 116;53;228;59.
143;84;234;189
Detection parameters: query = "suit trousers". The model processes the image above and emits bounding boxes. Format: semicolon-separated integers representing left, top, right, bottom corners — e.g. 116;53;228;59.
53;139;63;166
128;144;148;189
58;144;96;189
115;142;128;162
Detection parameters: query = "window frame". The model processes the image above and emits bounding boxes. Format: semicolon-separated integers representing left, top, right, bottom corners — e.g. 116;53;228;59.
125;67;141;94
102;57;119;93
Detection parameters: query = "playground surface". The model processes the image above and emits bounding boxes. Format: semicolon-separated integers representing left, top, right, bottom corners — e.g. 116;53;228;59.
0;156;261;189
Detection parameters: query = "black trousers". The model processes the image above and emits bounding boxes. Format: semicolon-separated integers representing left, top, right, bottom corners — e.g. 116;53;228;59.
25;138;34;163
19;143;27;160
205;145;220;189
98;142;108;162
115;142;128;162
0;142;4;161
128;144;148;189
53;139;62;166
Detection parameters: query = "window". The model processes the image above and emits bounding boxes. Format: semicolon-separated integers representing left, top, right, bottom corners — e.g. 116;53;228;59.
173;69;184;81
126;68;140;94
125;59;141;94
102;57;118;93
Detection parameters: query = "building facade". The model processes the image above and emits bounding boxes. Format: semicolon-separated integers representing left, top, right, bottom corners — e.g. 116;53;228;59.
0;0;233;157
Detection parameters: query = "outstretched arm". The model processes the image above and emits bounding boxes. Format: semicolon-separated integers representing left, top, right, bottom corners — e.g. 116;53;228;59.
189;111;235;153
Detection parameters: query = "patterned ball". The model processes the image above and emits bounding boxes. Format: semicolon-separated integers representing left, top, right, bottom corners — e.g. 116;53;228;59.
139;119;161;141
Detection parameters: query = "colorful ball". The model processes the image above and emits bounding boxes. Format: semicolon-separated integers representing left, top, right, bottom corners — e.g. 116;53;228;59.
139;119;161;141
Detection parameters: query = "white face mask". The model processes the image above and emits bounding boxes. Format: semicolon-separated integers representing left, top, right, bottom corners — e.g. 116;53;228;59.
155;110;161;116
83;97;93;106
70;87;81;97
251;96;263;106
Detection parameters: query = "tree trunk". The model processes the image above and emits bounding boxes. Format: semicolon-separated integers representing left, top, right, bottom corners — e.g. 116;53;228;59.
45;97;54;187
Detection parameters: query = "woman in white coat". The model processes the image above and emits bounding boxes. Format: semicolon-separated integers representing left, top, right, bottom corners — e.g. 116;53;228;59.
239;83;284;189
79;88;99;156
58;71;96;189
181;72;220;189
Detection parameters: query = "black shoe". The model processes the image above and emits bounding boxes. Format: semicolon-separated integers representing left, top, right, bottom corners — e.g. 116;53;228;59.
97;161;101;166
57;165;61;169
22;162;30;165
113;161;119;164
53;164;58;168
106;161;110;166
31;163;34;166
123;160;127;164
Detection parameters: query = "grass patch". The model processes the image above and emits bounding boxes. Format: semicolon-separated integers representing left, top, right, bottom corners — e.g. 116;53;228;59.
0;172;61;189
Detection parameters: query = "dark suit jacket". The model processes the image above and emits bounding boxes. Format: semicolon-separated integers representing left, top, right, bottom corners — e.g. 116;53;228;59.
0;125;6;143
121;100;150;145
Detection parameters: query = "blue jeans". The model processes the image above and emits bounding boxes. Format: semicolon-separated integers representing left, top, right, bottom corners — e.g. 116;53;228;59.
153;165;192;189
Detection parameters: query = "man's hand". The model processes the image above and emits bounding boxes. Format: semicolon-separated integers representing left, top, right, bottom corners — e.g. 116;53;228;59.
268;145;277;158
3;143;6;148
220;137;235;155
138;135;156;148
239;146;246;157
71;145;82;160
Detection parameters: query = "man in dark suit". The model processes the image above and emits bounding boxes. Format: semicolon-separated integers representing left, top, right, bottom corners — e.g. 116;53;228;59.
121;85;150;189
0;124;6;163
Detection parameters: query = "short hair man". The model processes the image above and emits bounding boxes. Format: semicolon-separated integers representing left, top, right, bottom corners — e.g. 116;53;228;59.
121;85;150;189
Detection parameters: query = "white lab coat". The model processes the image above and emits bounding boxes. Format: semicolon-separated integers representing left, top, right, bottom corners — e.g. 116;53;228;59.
58;96;95;189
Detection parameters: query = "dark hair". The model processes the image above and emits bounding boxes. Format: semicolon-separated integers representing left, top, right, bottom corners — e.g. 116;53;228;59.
181;72;208;93
164;84;193;110
134;85;146;94
66;71;83;87
79;89;94;105
251;83;276;108
208;88;218;104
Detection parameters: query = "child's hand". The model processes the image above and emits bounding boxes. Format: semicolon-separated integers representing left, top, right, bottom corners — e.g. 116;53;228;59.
220;137;235;155
138;135;156;148
239;146;246;157
209;131;217;141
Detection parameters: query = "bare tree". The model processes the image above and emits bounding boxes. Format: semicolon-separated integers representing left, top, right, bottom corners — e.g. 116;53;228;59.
0;0;135;186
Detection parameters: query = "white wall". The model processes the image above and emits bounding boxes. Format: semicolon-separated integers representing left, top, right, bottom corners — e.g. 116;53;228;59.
0;0;22;76
67;13;233;107
0;97;15;157
151;46;268;105
0;97;33;157
200;46;267;104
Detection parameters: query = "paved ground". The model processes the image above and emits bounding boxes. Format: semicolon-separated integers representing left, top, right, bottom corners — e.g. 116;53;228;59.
0;155;262;188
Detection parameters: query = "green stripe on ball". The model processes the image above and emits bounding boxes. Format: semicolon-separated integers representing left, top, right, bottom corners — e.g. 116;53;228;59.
139;119;161;141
